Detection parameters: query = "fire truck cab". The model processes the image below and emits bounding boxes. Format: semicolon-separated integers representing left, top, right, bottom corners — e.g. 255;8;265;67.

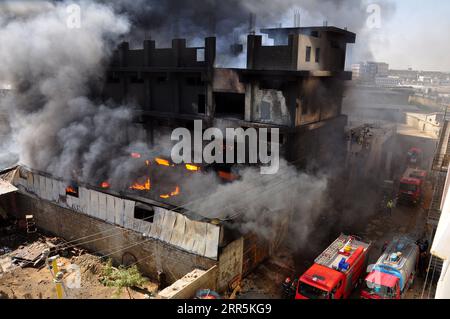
398;168;427;205
296;235;372;299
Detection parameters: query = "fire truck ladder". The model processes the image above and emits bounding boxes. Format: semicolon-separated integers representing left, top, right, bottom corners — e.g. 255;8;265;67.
314;235;348;267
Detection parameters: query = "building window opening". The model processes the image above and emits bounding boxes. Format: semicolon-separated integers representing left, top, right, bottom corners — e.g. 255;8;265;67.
197;48;205;62
305;46;312;62
134;205;155;223
107;74;120;84
157;76;167;84
186;77;203;86
131;74;144;84
198;94;206;114
214;92;245;119
315;48;321;63
66;184;79;198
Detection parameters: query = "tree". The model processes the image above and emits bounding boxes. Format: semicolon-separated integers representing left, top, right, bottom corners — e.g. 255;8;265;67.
101;259;147;299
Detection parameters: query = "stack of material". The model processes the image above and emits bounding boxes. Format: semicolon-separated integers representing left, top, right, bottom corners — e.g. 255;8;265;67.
25;215;37;234
12;242;49;268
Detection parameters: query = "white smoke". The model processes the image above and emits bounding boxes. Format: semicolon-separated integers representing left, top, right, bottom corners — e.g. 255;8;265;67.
181;160;329;246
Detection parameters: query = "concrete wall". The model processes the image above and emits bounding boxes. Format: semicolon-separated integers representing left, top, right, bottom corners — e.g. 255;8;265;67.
112;38;216;69
287;115;348;169
246;82;294;126
5;193;216;284
105;38;216;117
217;238;244;292
247;33;348;72
409;95;445;110
296;78;343;126
405;112;440;138
158;266;218;299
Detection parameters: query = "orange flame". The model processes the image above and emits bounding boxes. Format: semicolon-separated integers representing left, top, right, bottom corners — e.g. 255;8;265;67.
218;171;238;182
130;178;151;191
171;186;180;196
66;186;78;195
155;157;171;167
160;186;180;199
185;164;200;172
101;182;111;189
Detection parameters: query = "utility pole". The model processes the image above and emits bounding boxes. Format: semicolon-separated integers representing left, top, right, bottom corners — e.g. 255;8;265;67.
46;254;67;299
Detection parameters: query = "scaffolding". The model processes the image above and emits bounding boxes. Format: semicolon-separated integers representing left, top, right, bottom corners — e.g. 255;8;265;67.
422;104;450;298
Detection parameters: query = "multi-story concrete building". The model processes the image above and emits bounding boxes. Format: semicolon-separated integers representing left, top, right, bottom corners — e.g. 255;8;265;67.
352;62;389;83
103;26;356;169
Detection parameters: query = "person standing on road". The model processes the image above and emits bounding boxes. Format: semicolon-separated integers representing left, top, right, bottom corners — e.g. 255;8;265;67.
386;199;395;216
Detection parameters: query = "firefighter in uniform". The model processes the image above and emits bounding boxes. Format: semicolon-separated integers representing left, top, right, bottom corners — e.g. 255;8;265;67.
386;199;395;216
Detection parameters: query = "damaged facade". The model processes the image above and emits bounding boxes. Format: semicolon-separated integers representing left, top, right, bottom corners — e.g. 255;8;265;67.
103;26;355;169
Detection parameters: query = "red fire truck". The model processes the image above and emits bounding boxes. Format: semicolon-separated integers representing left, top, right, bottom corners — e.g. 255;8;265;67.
398;168;427;205
295;234;372;299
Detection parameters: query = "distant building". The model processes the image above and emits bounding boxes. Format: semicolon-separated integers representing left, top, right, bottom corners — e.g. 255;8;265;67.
375;76;401;88
376;62;389;77
352;62;389;83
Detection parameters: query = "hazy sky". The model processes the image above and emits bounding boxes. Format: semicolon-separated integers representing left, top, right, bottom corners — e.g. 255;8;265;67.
370;0;450;72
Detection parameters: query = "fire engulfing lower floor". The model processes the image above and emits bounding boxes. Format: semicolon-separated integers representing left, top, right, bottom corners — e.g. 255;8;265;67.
0;165;289;298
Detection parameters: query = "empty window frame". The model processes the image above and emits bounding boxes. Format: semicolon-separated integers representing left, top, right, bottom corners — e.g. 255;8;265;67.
315;48;321;63
305;46;312;62
186;77;203;86
197;48;205;62
214;93;245;118
134;205;155;223
130;74;144;84
156;76;168;84
198;94;206;114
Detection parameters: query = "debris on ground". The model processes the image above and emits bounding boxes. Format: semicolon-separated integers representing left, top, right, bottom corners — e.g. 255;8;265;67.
0;231;158;299
12;241;49;268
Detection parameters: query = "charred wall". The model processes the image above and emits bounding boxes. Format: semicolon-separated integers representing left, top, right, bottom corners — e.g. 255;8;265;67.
3;193;216;284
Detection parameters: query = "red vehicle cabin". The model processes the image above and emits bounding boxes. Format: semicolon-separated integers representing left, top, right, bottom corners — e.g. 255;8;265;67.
398;168;427;205
296;235;372;299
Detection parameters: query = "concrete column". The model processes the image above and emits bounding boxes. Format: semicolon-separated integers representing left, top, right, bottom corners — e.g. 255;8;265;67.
245;82;253;122
172;39;186;67
206;82;214;118
119;42;129;67
143;40;155;67
289;35;300;70
247;35;262;69
205;37;216;67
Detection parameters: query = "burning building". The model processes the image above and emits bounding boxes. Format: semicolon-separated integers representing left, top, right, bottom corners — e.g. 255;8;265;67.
0;165;285;295
0;25;355;296
103;26;355;169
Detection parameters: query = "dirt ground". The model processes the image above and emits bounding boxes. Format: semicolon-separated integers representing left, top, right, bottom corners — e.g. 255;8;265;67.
0;239;158;299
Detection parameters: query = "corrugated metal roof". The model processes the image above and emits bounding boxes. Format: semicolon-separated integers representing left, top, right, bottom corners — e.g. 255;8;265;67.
0;178;17;196
10;167;221;260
